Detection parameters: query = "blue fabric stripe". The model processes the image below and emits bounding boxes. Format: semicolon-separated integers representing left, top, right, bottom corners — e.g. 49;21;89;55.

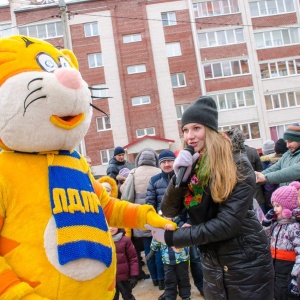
49;166;93;191
57;240;112;266
58;150;80;159
55;208;108;229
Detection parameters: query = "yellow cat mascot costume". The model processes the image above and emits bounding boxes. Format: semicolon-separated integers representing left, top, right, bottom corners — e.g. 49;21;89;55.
0;36;176;300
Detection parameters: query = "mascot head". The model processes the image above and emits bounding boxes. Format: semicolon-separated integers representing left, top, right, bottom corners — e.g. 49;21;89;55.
0;35;92;152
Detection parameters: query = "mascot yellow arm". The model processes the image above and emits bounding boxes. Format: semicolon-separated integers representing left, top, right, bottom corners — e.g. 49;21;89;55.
93;181;177;230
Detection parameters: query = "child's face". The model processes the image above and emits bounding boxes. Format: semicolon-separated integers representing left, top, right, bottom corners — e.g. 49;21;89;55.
109;227;118;235
105;187;112;195
273;202;283;218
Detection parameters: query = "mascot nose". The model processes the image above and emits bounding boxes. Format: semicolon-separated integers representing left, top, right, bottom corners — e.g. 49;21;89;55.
54;68;82;89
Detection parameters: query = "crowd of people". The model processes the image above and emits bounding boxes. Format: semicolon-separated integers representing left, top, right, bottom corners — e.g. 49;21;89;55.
96;96;300;300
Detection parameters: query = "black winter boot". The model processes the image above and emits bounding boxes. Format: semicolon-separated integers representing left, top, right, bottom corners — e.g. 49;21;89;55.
153;280;158;286
158;280;165;290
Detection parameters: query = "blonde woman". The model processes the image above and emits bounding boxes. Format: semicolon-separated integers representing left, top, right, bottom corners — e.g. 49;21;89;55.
148;96;274;300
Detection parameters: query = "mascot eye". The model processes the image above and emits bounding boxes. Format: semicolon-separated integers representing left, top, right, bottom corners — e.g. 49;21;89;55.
36;53;58;72
59;57;71;68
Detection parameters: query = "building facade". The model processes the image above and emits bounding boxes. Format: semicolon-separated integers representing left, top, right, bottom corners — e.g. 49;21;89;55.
1;0;299;175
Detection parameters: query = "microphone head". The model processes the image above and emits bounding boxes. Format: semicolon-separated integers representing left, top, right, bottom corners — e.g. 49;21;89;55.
184;145;195;155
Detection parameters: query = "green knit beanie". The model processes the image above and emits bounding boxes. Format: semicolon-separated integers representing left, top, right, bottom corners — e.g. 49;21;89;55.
283;125;300;142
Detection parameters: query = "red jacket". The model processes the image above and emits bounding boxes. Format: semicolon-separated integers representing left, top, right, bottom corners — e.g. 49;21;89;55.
114;230;139;281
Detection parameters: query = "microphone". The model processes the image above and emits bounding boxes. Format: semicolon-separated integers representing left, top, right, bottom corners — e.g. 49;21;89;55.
175;145;195;188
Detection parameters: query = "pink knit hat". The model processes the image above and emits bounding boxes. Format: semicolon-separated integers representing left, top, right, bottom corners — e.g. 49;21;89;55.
271;181;300;218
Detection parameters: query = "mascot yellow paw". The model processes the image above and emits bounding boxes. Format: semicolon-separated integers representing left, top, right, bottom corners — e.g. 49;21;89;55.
136;205;177;231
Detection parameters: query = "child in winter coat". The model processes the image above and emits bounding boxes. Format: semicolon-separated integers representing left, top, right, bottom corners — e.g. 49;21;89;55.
110;227;139;300
146;216;191;300
98;175;119;198
269;181;300;300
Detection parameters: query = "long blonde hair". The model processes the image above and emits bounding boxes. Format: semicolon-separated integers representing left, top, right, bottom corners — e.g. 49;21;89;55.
205;128;238;203
183;127;238;203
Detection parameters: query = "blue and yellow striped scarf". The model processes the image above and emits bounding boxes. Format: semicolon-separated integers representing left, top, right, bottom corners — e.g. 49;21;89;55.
48;150;112;266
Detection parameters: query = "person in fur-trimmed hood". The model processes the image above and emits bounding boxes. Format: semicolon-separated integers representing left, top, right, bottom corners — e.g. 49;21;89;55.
260;140;276;169
98;176;119;198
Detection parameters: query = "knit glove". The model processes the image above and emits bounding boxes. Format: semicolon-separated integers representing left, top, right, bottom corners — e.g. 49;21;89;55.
173;149;199;183
288;276;300;297
145;225;166;244
145;250;155;261
130;276;139;289
262;208;275;227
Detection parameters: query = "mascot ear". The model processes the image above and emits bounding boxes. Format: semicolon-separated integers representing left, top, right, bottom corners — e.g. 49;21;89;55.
61;49;79;70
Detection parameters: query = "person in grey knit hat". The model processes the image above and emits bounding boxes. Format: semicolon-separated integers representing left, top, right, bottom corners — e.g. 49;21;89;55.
262;140;275;155
148;95;274;300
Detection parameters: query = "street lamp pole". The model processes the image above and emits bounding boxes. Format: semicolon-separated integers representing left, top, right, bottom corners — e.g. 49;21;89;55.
58;0;72;50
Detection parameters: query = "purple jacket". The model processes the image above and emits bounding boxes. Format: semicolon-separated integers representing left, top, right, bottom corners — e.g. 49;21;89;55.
113;230;139;281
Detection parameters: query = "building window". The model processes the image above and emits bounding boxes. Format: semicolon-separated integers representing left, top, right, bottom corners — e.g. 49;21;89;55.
161;12;177;26
171;73;186;88
265;91;300;110
204;59;249;79
269;123;297;140
18;22;63;39
0;23;12;37
123;34;142;43
250;0;295;17
100;148;114;165
96;116;111;131
176;104;190;119
260;59;300;79
254;28;299;49
132;96;151;106
91;84;109;99
127;64;146;74
210;90;255;110
193;0;239;18
166;42;182;57
220;122;261;140
199;28;244;48
84;22;99;37
88;53;103;68
136;127;155;138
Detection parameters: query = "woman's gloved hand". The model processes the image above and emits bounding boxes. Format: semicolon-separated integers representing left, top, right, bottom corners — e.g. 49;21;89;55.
173;149;199;183
145;225;166;244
